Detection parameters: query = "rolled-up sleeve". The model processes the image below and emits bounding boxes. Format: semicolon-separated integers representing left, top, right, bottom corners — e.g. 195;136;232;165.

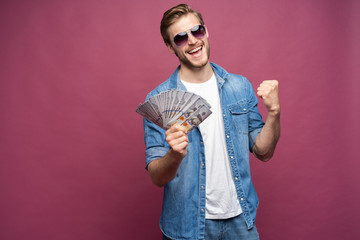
144;119;169;169
246;80;265;152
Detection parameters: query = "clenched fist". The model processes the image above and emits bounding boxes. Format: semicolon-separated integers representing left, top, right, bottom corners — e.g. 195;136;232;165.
257;80;280;114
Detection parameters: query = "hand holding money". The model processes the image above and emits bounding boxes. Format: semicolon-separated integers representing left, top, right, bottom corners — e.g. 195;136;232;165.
165;124;188;160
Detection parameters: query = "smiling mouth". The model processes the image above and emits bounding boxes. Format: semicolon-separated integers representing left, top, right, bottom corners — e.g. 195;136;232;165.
188;46;202;55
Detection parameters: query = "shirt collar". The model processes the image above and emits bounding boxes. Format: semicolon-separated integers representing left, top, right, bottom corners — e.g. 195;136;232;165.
169;62;229;90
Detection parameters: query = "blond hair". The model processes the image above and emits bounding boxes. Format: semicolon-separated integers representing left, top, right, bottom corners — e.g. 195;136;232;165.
160;4;205;45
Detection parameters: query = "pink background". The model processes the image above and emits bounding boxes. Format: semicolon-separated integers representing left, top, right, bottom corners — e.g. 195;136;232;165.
1;0;359;239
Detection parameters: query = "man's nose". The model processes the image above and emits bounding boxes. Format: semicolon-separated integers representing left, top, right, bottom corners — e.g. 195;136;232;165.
187;33;198;45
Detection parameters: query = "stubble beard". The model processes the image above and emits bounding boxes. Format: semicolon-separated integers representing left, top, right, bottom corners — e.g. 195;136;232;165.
176;42;211;70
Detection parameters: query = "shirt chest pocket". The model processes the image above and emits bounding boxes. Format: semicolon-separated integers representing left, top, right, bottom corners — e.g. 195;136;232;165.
229;102;249;135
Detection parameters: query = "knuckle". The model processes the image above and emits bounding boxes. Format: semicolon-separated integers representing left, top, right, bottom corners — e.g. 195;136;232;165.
165;136;172;142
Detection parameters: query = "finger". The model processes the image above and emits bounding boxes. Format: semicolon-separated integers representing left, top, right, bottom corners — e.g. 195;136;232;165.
259;80;278;89
258;83;275;90
166;126;187;139
172;123;187;133
180;137;189;149
257;86;267;92
171;136;189;147
257;90;268;97
262;80;278;84
166;127;188;141
167;123;187;134
167;135;189;150
173;141;189;151
258;82;278;95
166;131;188;143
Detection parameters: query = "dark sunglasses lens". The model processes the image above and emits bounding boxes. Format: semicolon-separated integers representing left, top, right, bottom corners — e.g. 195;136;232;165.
191;25;206;38
174;32;188;46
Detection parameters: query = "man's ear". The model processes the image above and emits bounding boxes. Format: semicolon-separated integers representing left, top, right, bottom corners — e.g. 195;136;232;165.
205;25;209;38
166;43;175;54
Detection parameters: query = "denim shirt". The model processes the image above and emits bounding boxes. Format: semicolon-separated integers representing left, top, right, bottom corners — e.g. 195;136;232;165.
144;63;265;240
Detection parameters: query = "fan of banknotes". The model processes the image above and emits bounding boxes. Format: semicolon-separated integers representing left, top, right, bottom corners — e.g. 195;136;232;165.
136;90;212;132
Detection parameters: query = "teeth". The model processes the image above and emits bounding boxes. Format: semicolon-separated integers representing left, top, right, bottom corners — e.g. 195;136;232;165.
189;46;202;54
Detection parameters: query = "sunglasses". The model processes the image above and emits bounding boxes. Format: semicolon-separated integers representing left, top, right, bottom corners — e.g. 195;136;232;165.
173;25;207;47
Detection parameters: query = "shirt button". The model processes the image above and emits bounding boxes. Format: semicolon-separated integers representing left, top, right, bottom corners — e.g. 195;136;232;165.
240;198;244;201
230;156;234;159
201;186;205;189
201;163;205;167
235;177;238;180
243;108;247;111
201;208;204;212
200;141;203;145
226;135;230;138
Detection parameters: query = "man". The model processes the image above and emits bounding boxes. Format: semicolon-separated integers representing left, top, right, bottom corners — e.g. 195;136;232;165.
143;4;280;240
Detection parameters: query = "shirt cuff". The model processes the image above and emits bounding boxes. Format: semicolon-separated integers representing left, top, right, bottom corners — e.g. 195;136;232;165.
249;127;262;152
145;146;169;169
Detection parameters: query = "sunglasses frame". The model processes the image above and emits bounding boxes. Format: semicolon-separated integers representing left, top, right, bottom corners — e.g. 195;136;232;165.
173;25;207;47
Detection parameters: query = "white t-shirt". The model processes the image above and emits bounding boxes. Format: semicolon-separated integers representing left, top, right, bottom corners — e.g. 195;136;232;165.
181;74;242;219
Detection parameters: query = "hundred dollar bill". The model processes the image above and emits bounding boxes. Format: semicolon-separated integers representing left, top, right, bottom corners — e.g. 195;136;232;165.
136;89;212;132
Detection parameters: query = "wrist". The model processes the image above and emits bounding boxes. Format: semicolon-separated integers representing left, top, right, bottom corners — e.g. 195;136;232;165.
267;105;280;117
169;148;186;163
